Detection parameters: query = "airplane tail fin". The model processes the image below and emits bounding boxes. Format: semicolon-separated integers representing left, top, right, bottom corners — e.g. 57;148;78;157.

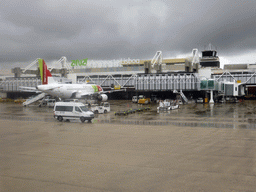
38;59;53;84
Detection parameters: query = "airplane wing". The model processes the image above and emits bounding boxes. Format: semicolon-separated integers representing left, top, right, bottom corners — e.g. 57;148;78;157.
19;86;41;93
101;88;126;94
68;90;95;98
42;85;63;91
80;92;94;97
77;89;125;98
71;87;126;98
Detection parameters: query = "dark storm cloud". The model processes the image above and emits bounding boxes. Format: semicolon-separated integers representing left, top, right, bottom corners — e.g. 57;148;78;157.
1;0;256;66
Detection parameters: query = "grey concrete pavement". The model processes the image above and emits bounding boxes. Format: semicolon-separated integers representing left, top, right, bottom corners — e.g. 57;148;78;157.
1;118;256;191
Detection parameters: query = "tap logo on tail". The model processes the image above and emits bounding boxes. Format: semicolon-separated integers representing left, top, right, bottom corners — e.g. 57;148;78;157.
38;59;52;84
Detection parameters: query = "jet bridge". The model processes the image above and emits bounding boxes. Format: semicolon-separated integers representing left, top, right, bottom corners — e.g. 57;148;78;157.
11;56;71;78
151;51;164;73
135;73;200;91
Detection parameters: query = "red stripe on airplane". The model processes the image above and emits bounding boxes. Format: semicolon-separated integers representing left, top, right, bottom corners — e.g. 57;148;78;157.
42;60;52;84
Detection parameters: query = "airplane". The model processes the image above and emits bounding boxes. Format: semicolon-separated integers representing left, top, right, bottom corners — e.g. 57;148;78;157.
20;59;124;101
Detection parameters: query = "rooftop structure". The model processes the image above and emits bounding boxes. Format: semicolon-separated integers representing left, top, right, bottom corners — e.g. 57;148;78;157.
200;43;220;68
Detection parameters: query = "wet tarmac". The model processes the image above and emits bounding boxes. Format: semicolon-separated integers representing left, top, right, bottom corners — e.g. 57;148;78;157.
1;100;256;129
1;100;256;191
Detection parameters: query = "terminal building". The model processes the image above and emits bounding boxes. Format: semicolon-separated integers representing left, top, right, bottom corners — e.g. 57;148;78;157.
1;45;256;103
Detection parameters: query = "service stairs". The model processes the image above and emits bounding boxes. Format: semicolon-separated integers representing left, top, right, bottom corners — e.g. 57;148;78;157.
180;90;188;104
23;93;46;106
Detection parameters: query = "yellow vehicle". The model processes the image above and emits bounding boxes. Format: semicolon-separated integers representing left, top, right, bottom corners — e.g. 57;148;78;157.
14;98;26;103
138;95;151;104
114;85;121;90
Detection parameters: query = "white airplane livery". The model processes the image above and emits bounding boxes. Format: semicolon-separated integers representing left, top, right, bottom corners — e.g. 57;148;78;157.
22;59;112;101
37;81;108;101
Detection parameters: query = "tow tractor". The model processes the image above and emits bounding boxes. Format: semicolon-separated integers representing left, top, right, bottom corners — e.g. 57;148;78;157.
138;95;151;104
90;102;110;114
157;100;180;111
39;97;56;107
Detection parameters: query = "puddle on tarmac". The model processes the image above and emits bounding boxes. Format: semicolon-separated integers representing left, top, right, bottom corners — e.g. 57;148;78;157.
1;100;256;129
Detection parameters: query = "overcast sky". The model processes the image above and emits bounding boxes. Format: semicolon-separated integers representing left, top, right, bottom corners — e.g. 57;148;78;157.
1;0;256;70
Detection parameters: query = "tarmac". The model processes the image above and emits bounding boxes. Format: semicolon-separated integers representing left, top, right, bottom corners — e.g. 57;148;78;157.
1;101;256;191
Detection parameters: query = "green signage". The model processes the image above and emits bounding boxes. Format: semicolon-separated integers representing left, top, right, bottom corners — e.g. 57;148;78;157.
71;59;88;67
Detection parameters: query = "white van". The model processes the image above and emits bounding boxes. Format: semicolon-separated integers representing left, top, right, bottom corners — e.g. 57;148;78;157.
53;102;94;123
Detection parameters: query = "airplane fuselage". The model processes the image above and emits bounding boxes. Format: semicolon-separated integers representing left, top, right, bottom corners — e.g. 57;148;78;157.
37;83;103;99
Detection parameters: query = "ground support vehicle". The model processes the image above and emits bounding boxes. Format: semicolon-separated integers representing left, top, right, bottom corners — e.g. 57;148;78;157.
53;102;94;123
138;95;151;104
114;110;129;116
136;107;151;112
132;96;138;103
39;99;56;107
138;98;151;104
39;95;57;107
157;100;180;111
132;95;145;103
133;95;151;104
114;107;150;116
14;98;26;103
90;102;110;114
196;98;204;103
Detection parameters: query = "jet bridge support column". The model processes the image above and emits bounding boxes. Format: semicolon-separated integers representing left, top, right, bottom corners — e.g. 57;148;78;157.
11;67;22;78
209;90;214;104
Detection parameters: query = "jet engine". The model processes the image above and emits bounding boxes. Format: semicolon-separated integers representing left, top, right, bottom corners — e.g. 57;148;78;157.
98;94;108;101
